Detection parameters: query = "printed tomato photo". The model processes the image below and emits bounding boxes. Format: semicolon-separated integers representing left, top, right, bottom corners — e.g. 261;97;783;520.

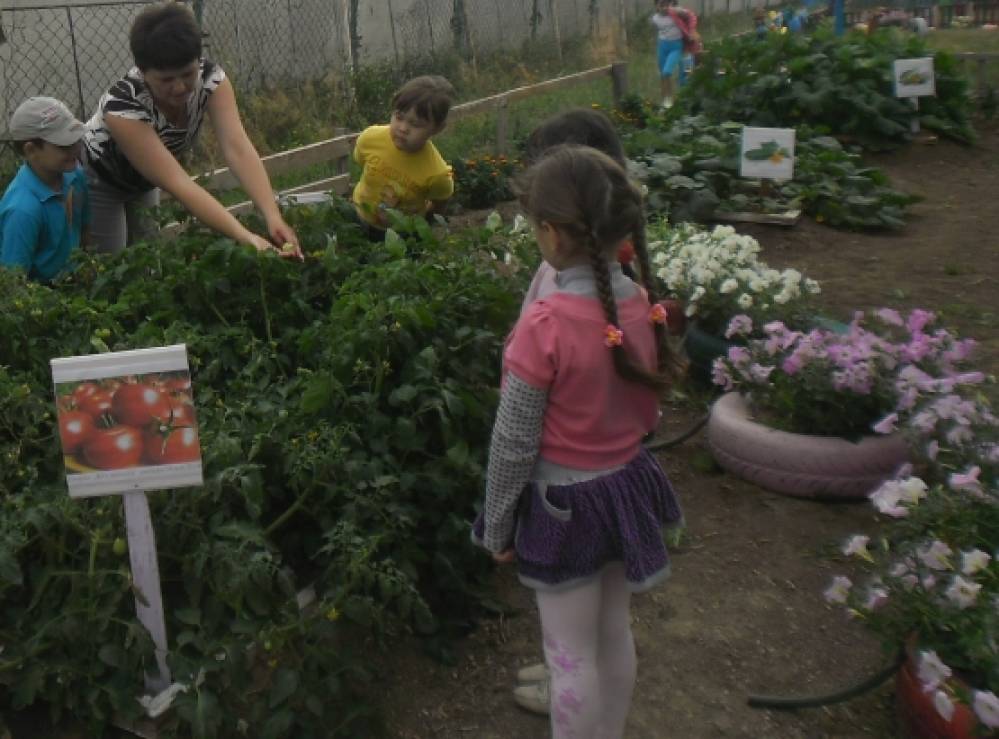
81;426;144;470
111;382;172;427
55;369;201;474
143;426;201;465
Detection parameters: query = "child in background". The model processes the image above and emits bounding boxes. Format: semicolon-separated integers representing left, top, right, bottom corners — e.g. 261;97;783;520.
651;0;699;109
519;108;634;313
352;76;455;241
1;97;89;282
472;146;684;736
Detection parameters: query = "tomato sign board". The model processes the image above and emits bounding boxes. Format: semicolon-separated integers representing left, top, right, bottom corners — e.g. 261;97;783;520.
51;344;203;499
739;127;796;181
893;57;936;99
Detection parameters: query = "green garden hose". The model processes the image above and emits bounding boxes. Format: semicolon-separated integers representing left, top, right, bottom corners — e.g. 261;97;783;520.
747;649;904;710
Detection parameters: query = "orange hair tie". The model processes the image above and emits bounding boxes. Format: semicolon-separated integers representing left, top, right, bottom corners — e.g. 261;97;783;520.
604;324;624;348
649;303;668;325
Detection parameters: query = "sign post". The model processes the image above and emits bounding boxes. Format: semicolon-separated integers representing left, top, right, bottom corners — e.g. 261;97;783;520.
893;57;936;137
50;344;203;698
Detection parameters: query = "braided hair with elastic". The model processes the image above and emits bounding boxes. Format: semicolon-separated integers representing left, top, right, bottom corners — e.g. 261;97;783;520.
516;145;682;390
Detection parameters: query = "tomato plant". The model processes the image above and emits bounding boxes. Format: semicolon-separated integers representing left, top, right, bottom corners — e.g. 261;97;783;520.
81;425;144;469
58;410;95;454
143;426;200;465
111;383;172;427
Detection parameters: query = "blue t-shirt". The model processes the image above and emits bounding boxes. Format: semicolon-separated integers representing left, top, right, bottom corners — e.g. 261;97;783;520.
0;163;89;282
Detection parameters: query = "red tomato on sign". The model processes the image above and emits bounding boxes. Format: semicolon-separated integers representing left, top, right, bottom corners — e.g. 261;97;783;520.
58;411;95;454
82;426;144;470
71;382;102;404
112;383;172;427
167;398;197;427
77;390;113;419
144;427;200;465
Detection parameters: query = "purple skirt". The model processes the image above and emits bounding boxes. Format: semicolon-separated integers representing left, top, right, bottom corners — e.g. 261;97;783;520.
474;448;682;592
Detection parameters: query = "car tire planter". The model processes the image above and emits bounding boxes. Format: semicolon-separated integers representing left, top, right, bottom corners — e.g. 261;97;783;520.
707;392;910;500
895;649;978;739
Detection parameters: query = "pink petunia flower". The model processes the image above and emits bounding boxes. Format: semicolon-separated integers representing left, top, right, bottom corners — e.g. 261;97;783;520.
973;691;999;730
917;650;952;692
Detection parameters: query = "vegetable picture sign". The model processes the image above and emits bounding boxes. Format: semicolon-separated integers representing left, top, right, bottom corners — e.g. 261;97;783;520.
51;344;203;498
740;127;796;181
893;57;936;99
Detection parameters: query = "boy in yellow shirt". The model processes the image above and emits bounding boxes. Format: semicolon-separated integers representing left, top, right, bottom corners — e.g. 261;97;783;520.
352;76;455;240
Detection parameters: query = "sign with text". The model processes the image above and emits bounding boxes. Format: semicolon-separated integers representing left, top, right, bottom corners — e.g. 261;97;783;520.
51;345;203;498
740;127;796;181
893;57;936;98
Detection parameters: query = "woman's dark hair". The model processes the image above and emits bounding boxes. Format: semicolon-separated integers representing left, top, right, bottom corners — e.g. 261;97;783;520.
130;2;202;71
391;76;455;128
516;146;683;389
523;108;626;168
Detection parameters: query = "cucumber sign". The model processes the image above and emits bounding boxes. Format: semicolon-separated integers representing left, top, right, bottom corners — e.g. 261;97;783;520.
740;127;796;181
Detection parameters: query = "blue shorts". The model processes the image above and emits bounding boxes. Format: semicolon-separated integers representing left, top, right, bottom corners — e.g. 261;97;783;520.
657;38;687;83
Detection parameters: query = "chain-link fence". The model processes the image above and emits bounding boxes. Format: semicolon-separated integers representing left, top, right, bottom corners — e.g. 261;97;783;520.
0;0;784;168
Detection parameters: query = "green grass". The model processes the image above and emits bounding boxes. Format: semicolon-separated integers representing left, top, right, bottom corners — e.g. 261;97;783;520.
926;28;999;54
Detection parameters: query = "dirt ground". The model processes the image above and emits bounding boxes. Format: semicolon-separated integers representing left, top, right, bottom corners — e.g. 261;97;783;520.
380;125;999;739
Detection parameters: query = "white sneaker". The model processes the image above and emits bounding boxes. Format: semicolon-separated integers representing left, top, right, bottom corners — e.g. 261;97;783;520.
513;678;550;715
516;662;549;684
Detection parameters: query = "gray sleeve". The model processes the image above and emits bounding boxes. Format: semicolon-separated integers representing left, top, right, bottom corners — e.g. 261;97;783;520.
477;372;548;554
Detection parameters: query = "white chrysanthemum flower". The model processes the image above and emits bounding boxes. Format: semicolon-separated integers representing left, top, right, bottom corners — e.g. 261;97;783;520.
720;278;739;294
738;293;753;309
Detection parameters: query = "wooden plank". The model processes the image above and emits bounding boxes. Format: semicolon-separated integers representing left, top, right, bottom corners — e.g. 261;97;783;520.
196;133;357;191
714;209;802;226
496;97;510;154
448;64;613;122
124;491;171;695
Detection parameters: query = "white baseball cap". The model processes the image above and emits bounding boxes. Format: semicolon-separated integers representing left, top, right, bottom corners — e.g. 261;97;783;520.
9;97;85;146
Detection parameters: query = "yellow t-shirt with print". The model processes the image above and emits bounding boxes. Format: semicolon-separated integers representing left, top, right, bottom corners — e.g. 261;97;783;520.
352;125;454;227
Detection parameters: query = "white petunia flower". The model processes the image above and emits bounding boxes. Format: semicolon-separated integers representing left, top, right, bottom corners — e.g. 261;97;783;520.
824;576;852;604
945;575;981;609
737;293;753;309
961;549;991;576
973;691;999;729
842;535;873;562
918;541;954;571
933;690;955;722
917;651;952;692
720;278;739;294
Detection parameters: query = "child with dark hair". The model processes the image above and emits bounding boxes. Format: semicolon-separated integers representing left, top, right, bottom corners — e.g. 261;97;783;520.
83;2;300;257
520;108;636;312
472;146;684;734
1;97;89;282
352;75;456;240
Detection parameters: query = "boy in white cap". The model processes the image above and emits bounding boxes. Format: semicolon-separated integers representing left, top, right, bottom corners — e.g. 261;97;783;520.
1;96;90;282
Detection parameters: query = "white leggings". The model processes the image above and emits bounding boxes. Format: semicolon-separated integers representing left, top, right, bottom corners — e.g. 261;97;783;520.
536;562;636;739
85;166;160;254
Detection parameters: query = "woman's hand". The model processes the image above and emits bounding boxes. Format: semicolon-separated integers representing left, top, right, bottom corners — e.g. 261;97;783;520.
243;232;278;254
492;548;516;564
267;216;304;261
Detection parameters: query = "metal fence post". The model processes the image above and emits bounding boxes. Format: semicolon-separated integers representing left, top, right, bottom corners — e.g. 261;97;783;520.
65;7;86;119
